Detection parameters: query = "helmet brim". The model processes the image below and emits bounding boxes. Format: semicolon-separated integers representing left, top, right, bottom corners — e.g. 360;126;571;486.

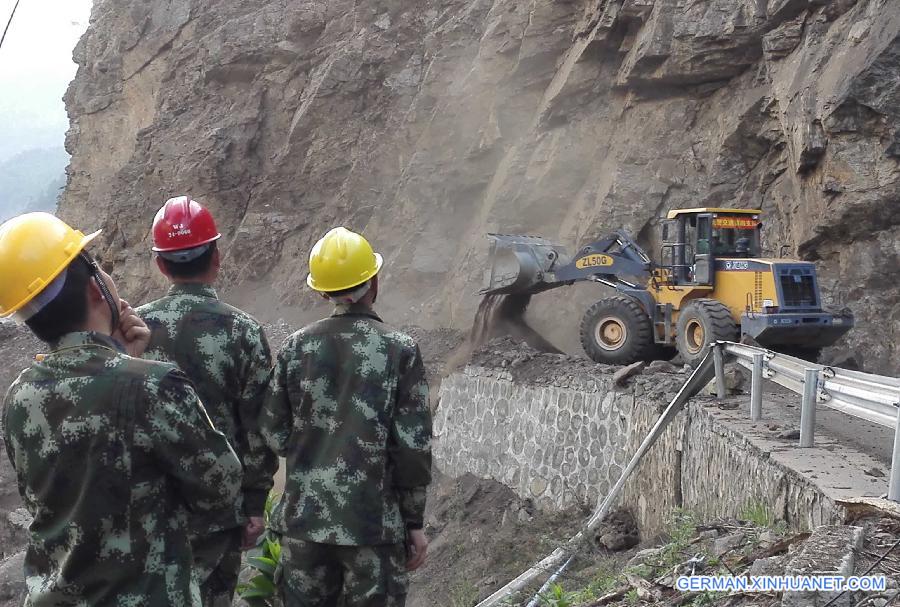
151;232;222;253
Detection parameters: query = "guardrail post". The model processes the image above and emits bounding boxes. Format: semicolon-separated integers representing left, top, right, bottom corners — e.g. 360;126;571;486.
713;344;727;399
800;368;818;448
889;409;900;502
750;353;763;421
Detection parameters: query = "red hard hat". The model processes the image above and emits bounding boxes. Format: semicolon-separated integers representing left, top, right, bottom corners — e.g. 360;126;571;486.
151;196;222;252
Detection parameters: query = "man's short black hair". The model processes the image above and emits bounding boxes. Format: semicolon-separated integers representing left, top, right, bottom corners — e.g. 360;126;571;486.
160;242;217;279
325;282;366;299
26;255;92;343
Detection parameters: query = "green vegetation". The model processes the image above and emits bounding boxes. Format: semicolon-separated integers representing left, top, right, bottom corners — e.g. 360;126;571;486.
567;559;619;602
623;508;699;578
538;583;577;607
517;505;794;606
659;509;698;567
449;580;480;607
427;504;798;607
688;591;725;606
740;501;772;528
741;501;787;535
238;492;281;607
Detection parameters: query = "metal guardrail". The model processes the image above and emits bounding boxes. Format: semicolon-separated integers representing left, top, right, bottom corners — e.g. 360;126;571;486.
711;341;900;502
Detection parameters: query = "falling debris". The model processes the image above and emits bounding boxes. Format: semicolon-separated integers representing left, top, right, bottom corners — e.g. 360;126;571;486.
470;293;563;353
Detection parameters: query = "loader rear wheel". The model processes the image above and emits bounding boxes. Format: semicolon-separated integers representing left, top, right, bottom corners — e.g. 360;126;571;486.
676;299;738;366
580;296;653;365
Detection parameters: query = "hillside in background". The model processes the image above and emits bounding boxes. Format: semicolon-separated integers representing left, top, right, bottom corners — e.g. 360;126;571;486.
0;147;68;222
57;0;900;372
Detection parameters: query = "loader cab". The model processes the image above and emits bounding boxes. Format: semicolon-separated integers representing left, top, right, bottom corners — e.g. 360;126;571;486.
661;208;762;285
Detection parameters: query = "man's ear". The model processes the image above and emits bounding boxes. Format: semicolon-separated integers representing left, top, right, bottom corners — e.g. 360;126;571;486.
370;274;379;303
211;248;221;272
87;276;104;304
319;292;330;301
155;256;171;278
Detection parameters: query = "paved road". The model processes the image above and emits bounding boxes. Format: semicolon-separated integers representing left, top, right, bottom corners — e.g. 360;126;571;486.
741;385;894;467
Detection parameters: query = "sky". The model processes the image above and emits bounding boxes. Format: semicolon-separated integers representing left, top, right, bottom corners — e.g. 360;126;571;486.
0;0;93;161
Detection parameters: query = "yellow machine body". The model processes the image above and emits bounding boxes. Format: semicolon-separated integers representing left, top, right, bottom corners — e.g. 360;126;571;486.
648;260;781;343
481;207;853;364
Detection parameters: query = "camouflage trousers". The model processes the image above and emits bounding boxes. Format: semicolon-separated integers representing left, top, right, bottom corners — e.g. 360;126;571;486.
193;527;243;607
277;536;408;607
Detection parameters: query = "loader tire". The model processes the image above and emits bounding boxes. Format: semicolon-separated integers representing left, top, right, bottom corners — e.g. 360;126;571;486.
676;299;738;366
580;296;654;365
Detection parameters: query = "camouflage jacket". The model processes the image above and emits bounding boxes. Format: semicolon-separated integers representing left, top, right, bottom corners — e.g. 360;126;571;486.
259;303;432;546
2;331;241;606
137;283;276;521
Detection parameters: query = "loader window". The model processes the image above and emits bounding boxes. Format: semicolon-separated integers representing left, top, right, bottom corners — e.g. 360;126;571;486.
710;216;761;258
695;216;712;255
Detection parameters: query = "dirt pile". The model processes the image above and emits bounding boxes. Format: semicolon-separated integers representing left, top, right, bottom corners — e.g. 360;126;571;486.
262;319;294;351
469;335;688;389
402;325;467;408
408;471;591;607
469;335;609;386
471;295;563;354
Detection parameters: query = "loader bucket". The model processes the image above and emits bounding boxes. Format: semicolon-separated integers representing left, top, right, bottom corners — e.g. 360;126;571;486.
480;234;571;296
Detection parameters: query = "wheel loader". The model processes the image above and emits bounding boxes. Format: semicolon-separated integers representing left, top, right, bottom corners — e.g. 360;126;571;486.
480;208;854;365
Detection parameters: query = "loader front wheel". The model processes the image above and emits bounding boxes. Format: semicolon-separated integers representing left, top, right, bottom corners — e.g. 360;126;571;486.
580;296;654;365
676;299;738;366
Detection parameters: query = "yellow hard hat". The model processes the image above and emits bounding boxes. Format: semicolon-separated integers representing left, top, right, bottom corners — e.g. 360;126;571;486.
307;227;383;293
0;212;101;320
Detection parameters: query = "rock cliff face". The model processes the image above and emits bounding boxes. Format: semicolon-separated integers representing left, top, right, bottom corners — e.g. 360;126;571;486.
60;0;900;371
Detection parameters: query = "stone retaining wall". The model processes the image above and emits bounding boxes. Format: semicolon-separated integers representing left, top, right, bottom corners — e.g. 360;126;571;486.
680;404;846;531
435;366;633;511
435;366;850;537
434;366;684;522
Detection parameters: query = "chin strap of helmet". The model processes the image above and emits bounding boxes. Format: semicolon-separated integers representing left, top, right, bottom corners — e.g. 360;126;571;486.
80;253;120;334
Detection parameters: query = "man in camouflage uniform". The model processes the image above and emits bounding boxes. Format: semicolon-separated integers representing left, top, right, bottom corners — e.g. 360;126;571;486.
0;212;242;605
137;196;277;607
260;227;432;607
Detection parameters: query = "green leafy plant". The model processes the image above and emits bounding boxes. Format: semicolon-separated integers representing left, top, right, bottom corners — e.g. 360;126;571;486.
237;492;281;606
625;588;640;605
740;501;773;528
658;509;697;568
690;591;724;606
570;559;620;601
667;509;697;546
538;583;576;607
741;501;788;536
448;580;479;607
624;563;653;580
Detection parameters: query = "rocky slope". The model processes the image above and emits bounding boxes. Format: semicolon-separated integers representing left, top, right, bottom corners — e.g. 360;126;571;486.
60;0;900;371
